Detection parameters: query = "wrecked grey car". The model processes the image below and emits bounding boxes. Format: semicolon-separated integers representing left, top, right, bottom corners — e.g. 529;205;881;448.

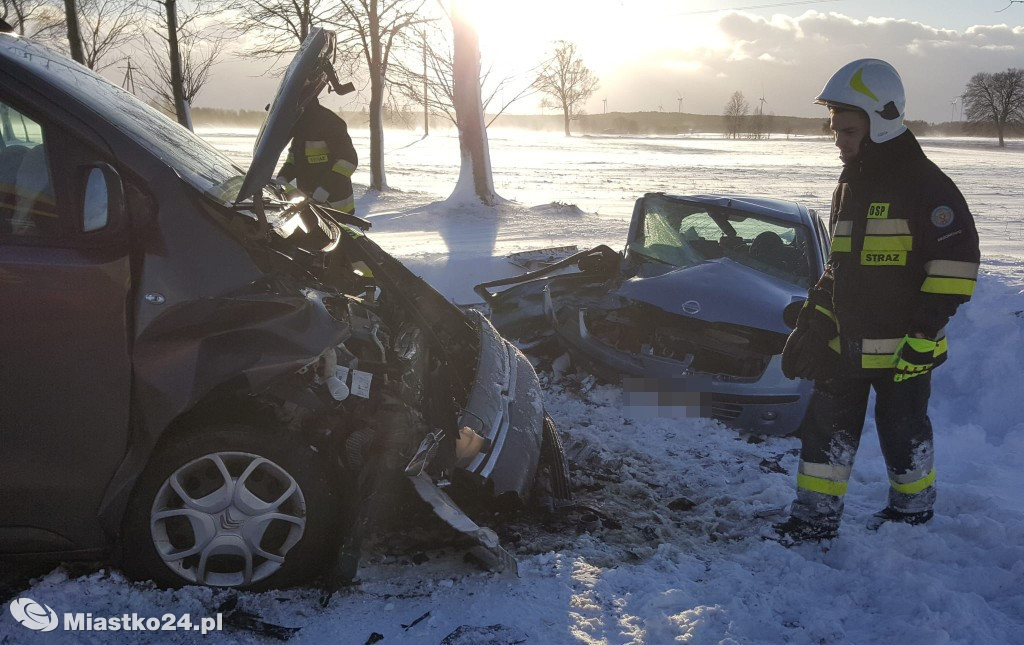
0;28;568;590
477;193;831;436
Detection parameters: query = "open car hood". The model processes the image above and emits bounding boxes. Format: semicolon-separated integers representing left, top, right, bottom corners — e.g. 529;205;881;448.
616;258;801;335
235;28;335;204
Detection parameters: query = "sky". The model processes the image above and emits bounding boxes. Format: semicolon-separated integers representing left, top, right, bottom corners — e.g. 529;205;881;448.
189;0;1024;124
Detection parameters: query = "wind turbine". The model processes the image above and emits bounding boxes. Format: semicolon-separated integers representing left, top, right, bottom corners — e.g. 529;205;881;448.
950;96;958;123
677;93;684;113
758;85;767;117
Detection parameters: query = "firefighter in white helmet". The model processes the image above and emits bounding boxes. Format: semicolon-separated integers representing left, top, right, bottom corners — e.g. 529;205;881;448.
771;59;981;543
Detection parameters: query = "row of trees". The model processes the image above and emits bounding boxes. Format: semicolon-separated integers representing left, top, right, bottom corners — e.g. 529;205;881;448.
721;90;777;140
722;68;1024;147
1;0;223;129
1;0;602;203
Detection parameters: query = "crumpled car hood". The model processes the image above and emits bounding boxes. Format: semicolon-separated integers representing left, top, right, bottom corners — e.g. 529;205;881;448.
615;257;800;335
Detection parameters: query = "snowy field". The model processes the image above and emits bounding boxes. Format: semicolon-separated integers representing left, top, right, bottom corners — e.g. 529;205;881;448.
2;130;1023;644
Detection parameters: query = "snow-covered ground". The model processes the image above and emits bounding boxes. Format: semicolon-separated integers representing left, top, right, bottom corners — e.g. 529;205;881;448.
3;131;1022;644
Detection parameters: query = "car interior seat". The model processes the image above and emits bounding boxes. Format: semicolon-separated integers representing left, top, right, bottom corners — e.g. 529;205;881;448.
749;231;793;271
0;144;29;232
10;144;55;236
719;234;745;254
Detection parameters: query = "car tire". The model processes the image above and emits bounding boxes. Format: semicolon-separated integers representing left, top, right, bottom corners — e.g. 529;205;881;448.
121;425;341;590
533;413;573;508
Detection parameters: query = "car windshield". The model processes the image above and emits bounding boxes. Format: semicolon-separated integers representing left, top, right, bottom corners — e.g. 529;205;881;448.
3;37;246;202
629;194;815;287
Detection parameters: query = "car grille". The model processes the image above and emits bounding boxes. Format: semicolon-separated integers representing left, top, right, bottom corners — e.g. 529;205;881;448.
710;393;801;422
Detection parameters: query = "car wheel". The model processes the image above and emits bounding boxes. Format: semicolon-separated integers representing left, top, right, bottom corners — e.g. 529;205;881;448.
121;425;340;589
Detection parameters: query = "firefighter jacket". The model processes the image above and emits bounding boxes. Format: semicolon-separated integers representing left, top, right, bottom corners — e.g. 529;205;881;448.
821;130;980;374
277;103;358;214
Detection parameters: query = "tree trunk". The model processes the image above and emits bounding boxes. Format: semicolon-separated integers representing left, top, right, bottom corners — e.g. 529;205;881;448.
368;65;386;190
563;107;570;137
164;0;190;130
63;0;85;64
450;4;495;205
368;2;386;190
422;29;429;136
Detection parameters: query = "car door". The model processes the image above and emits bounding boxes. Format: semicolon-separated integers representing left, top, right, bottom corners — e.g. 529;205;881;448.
0;91;132;554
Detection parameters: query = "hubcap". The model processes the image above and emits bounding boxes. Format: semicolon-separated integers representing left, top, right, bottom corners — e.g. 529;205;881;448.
150;452;307;587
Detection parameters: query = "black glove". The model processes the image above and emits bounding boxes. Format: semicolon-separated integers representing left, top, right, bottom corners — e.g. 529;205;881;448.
781;325;808;380
782;299;840;381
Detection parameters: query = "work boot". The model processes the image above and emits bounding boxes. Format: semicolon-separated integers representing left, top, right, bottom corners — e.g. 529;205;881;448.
866;507;933;531
768;515;838;546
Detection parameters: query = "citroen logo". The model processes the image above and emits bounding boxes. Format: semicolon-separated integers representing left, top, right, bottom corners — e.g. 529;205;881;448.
220;510;243;530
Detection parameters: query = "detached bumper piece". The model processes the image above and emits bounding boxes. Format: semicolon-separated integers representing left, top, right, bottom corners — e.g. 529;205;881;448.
401;312;552;575
408;473;517;574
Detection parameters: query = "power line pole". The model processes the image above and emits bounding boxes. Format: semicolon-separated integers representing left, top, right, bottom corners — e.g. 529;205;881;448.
121;57;136;94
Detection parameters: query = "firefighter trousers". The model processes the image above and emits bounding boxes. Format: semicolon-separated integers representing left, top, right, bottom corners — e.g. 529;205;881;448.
791;371;935;527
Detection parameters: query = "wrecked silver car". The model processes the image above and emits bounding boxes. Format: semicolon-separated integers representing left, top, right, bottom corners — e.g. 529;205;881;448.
0;28;568;590
477;193;831;436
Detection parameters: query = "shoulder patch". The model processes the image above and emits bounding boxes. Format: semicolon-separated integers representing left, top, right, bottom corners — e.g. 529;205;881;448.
930;205;955;228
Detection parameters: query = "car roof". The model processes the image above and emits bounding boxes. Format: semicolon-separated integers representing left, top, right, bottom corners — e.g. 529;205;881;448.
653;193;812;226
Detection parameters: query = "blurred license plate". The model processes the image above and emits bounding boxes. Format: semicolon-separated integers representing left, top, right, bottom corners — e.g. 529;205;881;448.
622;378;710;419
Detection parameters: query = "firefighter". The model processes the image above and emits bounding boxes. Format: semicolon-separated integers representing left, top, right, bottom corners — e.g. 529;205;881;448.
277;98;358;214
772;59;980;543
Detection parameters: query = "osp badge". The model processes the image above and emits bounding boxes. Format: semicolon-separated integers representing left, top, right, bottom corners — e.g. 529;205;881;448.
931;205;955;228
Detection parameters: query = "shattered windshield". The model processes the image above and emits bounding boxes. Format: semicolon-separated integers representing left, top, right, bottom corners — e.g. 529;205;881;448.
630;194;815;287
3;37;245;202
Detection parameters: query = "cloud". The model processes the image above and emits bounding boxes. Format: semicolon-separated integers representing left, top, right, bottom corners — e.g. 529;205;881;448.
606;11;1024;123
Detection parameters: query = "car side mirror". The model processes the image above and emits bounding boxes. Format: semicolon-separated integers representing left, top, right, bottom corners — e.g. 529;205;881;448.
81;164;125;233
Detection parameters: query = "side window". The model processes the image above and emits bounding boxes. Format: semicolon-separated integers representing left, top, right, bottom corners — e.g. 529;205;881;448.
0;101;58;237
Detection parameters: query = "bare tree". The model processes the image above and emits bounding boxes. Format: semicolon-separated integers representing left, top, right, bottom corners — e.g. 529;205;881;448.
335;0;430;191
1;0;52;35
229;0;338;59
722;90;748;140
139;0;223;129
449;0;494;204
963;68;1024;147
34;0;142;69
390;21;536;130
534;40;598;137
81;0;141;69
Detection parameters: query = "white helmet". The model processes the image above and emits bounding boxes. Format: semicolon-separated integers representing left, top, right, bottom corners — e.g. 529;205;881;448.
815;59;907;144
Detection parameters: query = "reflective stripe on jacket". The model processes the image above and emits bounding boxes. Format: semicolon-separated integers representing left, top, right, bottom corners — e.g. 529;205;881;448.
823;130;980;374
277;104;358;214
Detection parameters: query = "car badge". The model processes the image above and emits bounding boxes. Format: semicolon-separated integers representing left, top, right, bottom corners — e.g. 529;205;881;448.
681;300;701;315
